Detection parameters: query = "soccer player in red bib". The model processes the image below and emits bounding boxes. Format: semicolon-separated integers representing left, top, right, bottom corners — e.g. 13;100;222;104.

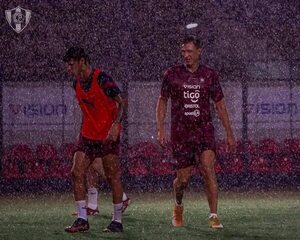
156;36;236;229
63;47;125;233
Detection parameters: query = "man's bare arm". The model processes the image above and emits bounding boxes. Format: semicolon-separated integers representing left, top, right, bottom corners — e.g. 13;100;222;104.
215;98;236;151
113;94;126;123
107;94;126;141
156;96;168;146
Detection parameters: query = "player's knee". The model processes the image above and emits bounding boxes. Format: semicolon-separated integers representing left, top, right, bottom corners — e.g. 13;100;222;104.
181;179;189;189
175;173;190;186
177;176;190;188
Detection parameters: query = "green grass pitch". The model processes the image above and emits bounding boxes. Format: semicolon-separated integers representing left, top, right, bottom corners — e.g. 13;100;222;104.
0;189;299;240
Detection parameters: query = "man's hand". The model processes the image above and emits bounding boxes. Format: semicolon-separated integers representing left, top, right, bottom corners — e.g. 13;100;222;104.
226;133;236;152
157;128;166;147
107;122;120;141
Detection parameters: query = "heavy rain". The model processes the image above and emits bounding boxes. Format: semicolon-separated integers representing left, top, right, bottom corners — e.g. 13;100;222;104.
0;0;299;239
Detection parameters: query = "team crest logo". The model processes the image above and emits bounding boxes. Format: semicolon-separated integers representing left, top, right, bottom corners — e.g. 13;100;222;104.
5;6;31;33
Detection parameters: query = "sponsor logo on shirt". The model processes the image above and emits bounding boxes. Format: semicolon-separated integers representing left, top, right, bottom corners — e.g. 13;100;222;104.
184;90;200;103
183;84;202;117
184;109;200;117
184;104;199;109
183;84;201;103
183;84;201;116
183;84;201;90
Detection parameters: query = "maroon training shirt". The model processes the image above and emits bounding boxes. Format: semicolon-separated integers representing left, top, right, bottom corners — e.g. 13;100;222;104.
160;64;224;144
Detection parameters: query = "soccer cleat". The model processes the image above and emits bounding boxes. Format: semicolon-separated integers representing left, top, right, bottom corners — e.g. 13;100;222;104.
102;221;123;232
172;205;184;227
72;207;99;216
209;216;223;229
65;218;89;233
122;197;131;213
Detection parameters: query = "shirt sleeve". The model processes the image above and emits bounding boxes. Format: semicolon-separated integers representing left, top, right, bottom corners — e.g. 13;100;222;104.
98;72;121;98
210;71;224;102
160;69;171;99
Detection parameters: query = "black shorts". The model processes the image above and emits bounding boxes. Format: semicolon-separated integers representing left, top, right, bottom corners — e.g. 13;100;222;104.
75;135;120;160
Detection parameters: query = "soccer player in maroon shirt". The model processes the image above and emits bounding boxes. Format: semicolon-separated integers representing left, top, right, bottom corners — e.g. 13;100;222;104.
63;47;126;233
156;36;236;229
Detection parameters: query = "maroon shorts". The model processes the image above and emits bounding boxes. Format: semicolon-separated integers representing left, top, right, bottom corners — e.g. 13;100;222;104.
75;135;120;160
171;123;216;169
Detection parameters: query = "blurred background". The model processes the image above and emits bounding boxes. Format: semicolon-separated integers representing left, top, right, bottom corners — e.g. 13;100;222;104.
0;0;299;192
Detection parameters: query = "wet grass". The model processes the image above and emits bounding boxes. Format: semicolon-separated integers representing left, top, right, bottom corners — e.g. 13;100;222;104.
0;189;299;240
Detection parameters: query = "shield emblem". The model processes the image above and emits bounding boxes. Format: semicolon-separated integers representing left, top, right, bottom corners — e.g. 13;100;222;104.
5;6;31;33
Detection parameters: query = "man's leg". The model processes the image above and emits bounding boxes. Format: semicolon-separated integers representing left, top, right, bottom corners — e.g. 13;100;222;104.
172;166;191;227
71;160;100;216
86;157;130;216
86;160;101;215
102;153;124;232
199;150;223;229
65;151;91;233
92;157;106;179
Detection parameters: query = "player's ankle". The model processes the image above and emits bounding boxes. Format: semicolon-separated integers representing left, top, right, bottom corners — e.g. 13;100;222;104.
87;203;97;210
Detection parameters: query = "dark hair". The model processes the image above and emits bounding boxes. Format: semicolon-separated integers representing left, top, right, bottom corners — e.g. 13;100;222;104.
181;36;202;49
63;47;90;63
